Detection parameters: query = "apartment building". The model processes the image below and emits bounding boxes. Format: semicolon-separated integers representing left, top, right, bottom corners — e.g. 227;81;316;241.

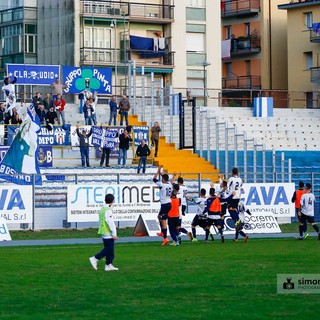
0;0;221;106
221;0;287;106
279;0;320;108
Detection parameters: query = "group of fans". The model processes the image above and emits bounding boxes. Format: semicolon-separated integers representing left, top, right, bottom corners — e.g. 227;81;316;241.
153;166;251;246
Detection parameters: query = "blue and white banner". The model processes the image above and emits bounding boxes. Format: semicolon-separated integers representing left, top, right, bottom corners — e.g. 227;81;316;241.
133;126;149;146
7;125;71;146
253;97;273;117
62;66;112;94
37;146;53;167
0;104;42;185
7;64;60;85
0;186;33;223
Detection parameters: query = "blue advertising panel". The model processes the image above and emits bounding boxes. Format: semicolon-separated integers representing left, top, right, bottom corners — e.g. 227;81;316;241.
37;146;53;167
7;64;60;85
133;126;149;146
62;66;112;94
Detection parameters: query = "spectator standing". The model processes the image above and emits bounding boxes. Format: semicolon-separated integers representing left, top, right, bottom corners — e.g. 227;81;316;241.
54;94;66;126
51;78;67;102
136;139;151;173
151;121;161;157
83;99;94;125
36;105;46;125
32;92;43;110
76;125;92;167
108;95;118;126
89;92;98;125
100;127;112;167
0;102;5;124
118;129;132;166
43;93;53;112
46;106;57;130
119;95;130;126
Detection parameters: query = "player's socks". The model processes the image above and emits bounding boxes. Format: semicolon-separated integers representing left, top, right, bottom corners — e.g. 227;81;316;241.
163;228;167;239
205;229;209;241
192;228;196;238
179;227;188;234
235;230;239;240
239;231;246;238
299;225;304;237
218;228;223;236
313;224;320;233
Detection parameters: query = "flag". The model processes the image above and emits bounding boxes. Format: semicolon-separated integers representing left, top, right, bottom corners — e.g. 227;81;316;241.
0;104;42;185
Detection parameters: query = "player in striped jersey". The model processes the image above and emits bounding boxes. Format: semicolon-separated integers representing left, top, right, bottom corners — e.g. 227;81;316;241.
153;165;173;246
298;183;320;240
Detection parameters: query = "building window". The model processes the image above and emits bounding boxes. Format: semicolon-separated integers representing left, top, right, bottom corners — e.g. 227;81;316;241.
225;26;232;39
186;32;205;52
245;23;250;37
304;12;313;30
305;51;313;70
186;0;205;8
25;34;36;53
186;8;206;21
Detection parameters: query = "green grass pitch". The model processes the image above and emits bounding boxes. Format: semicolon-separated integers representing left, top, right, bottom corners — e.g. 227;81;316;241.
1;238;319;320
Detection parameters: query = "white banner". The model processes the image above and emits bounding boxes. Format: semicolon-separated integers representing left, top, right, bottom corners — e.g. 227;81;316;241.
0;185;33;223
67;183;161;222
0;219;12;241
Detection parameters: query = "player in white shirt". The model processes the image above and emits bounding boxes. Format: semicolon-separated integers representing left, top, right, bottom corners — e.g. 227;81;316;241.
298;183;320;240
190;188;208;242
153;165;173;246
227;167;243;223
2;75;17;117
233;201;251;242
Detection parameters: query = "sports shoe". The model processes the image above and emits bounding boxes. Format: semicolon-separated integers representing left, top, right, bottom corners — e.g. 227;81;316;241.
174;241;180;247
235;220;241;226
156;232;164;237
244;235;249;242
169;241;175;246
232;239;239;242
105;264;119;271
162;238;169;246
298;237;304;240
89;256;98;270
209;233;215;241
192;238;198;242
187;231;193;241
221;236;225;243
304;233;309;239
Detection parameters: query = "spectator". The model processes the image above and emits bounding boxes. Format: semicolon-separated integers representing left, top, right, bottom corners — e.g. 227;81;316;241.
89;92;98;125
119;95;130;126
136;139;151;174
76;125;92;167
54;94;66;126
43;93;53;112
108;95;118;126
151;121;161;157
118;129;132;166
51;78;67;102
11;112;22;125
32;92;43;110
83;98;94;125
46;105;58;130
36;105;47;125
100;127;112;167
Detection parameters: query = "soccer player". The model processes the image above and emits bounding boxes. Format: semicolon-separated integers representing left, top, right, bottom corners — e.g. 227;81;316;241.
227;167;243;226
89;194;119;271
153;165;172;246
167;188;181;246
298;183;320;240
190;188;208;242
292;181;307;237
203;188;226;243
233;201;251;242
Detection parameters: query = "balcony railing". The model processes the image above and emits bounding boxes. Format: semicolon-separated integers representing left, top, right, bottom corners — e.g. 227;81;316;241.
310;29;320;43
230;36;261;56
80;0;174;22
221;0;260;18
80;47;174;67
310;67;320;83
222;75;261;89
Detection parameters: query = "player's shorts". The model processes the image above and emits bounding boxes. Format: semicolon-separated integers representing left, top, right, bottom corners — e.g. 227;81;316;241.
168;217;180;229
192;215;207;229
300;213;315;224
228;198;240;209
206;218;223;228
229;210;239;222
158;202;171;220
295;208;303;222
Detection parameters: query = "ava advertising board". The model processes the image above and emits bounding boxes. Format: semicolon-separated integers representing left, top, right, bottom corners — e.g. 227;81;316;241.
0;185;33;223
7;64;60;85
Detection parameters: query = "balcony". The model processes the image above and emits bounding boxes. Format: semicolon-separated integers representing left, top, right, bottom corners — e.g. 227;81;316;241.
310;67;320;83
221;0;260;18
80;0;174;24
310;23;320;43
228;36;261;57
222;75;261;89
